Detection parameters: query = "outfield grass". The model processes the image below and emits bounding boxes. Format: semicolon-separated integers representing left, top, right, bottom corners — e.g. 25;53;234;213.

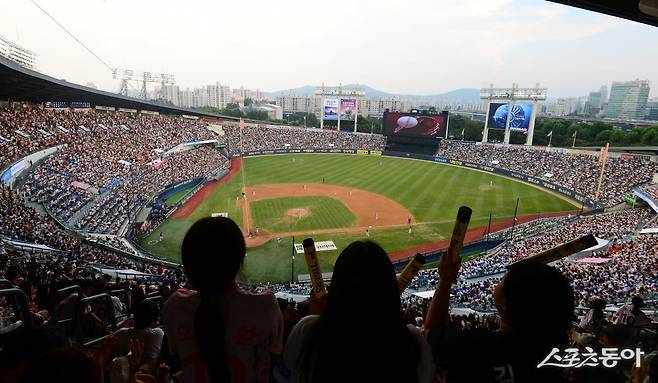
165;187;195;206
140;154;577;282
251;196;356;232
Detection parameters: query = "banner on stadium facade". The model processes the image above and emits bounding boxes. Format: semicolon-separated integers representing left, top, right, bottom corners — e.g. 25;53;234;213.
44;101;67;109
339;99;356;121
1;160;27;182
70;101;91;109
294;240;337;254
322;98;339;120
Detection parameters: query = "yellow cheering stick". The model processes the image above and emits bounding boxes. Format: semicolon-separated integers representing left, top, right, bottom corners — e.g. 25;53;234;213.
437;206;472;285
397;253;426;294
446;206;473;263
302;238;327;299
423;206;473;333
508;233;598;267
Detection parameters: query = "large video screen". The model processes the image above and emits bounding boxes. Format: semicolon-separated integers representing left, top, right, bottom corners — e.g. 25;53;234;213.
383;112;447;138
487;102;532;132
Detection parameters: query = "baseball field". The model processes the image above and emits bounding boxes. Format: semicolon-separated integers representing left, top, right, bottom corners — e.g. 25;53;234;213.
139;153;579;282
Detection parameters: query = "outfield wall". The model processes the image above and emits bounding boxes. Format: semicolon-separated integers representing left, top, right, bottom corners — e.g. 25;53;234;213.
233;147;603;210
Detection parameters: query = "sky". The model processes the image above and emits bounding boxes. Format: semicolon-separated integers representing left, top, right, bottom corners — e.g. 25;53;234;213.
1;0;657;98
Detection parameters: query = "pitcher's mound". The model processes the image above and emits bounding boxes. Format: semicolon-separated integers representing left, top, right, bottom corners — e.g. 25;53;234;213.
287;208;309;218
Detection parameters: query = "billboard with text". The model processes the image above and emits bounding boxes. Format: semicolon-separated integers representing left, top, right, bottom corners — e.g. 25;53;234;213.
340;99;356;121
323;98;339;120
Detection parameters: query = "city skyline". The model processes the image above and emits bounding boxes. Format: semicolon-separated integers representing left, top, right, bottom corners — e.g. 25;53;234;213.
1;0;658;98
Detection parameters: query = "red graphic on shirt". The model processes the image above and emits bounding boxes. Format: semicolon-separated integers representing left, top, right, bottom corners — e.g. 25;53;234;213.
176;324;194;341
234;325;258;346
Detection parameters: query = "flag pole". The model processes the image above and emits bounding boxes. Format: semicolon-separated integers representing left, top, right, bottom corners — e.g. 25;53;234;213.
483;212;492;256
595;143;609;201
291;235;295;283
572;131;577;148
510;197;520;242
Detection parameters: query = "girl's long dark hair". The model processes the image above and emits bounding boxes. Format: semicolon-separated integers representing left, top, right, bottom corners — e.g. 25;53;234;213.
181;217;246;383
298;241;421;383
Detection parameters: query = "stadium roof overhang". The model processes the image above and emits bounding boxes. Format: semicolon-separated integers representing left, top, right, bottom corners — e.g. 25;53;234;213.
547;0;658;27
0;55;240;120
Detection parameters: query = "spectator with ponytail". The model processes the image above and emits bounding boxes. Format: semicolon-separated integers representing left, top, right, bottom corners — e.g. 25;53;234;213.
274;240;434;383
162;217;283;383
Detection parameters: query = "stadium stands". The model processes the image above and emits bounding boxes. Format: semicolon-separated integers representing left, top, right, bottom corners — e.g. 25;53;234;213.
436;140;657;207
221;122;387;153
1;106;657;383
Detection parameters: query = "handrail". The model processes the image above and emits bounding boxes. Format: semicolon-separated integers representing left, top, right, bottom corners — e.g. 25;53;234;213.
0;288;33;332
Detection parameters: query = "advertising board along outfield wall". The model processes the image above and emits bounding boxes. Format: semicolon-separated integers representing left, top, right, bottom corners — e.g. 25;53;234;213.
231;147;602;210
294;241;338;254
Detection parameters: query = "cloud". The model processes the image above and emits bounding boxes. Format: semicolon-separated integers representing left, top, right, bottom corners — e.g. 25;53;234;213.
0;0;654;97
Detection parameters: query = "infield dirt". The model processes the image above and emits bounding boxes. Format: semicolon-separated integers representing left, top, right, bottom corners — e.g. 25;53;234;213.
240;183;416;247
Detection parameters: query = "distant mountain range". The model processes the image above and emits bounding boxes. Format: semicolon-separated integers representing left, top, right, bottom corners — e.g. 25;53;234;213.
268;84;480;103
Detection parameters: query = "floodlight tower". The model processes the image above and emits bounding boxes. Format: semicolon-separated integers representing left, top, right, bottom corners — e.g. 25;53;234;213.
480;83;547;145
112;68;175;99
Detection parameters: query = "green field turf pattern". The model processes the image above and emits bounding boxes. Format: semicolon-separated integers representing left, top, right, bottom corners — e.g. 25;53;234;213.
165;187;195;206
251;196;356;233
140;154;577;282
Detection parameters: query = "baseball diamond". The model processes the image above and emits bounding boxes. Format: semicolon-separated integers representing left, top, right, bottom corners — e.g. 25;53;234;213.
140;153;578;282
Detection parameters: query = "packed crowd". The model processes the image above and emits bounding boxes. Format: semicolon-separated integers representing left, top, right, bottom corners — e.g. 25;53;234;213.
412;232;658;312
221;123;387;153
488;215;570;241
2;107;390;237
561;234;657;304
436;141;657;207
0;188;171;278
401;208;657;313
0;108;215;169
459;208;653;278
3;112;225;234
2;106;657;382
1;217;655;383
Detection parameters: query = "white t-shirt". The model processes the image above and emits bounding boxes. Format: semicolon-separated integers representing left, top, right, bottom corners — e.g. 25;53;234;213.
112;327;164;365
615;304;650;326
162;286;284;383
274;315;435;383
